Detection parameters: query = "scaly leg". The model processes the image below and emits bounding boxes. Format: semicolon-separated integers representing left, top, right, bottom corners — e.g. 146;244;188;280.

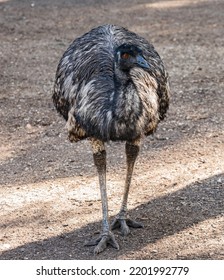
85;138;119;254
111;138;143;236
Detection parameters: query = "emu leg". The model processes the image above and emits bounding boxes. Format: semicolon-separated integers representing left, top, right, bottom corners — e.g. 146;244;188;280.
85;138;119;254
111;139;143;236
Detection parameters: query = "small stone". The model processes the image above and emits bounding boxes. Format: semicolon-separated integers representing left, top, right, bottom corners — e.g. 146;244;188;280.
151;250;158;253
26;123;33;130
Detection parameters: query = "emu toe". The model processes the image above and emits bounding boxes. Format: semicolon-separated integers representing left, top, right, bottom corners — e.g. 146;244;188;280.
111;217;143;236
85;231;119;254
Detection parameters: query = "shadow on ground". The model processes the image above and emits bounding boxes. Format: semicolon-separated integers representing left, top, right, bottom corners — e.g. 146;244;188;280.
1;173;223;260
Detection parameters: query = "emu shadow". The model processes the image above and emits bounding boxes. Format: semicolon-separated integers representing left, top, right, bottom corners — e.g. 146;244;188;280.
1;173;223;260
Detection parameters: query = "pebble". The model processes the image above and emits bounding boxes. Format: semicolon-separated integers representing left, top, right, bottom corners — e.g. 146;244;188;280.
151;249;158;253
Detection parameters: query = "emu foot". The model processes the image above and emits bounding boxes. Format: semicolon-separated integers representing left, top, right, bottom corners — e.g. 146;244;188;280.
111;217;143;236
85;231;119;254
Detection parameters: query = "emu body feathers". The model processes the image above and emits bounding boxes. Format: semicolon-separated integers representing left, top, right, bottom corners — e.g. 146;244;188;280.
53;24;169;142
53;24;170;254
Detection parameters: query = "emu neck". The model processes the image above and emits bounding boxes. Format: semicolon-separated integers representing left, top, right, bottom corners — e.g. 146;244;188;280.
114;66;137;98
113;67;141;126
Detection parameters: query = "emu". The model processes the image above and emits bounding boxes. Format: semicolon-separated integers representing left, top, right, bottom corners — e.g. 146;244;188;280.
53;24;170;254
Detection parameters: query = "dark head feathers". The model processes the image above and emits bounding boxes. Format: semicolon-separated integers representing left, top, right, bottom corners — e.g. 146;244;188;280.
115;44;150;71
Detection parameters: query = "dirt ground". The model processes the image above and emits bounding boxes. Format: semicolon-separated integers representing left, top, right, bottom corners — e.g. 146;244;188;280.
0;0;223;260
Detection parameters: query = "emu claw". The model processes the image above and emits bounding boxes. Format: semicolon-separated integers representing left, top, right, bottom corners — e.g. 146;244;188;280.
85;231;119;254
111;217;143;236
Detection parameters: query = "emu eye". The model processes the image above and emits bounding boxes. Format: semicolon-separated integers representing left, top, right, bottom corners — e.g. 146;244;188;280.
121;53;130;59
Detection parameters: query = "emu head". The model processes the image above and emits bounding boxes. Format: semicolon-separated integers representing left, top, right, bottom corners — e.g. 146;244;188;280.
115;44;150;72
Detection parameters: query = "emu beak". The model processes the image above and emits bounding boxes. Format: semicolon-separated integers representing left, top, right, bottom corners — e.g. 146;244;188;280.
136;54;150;69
